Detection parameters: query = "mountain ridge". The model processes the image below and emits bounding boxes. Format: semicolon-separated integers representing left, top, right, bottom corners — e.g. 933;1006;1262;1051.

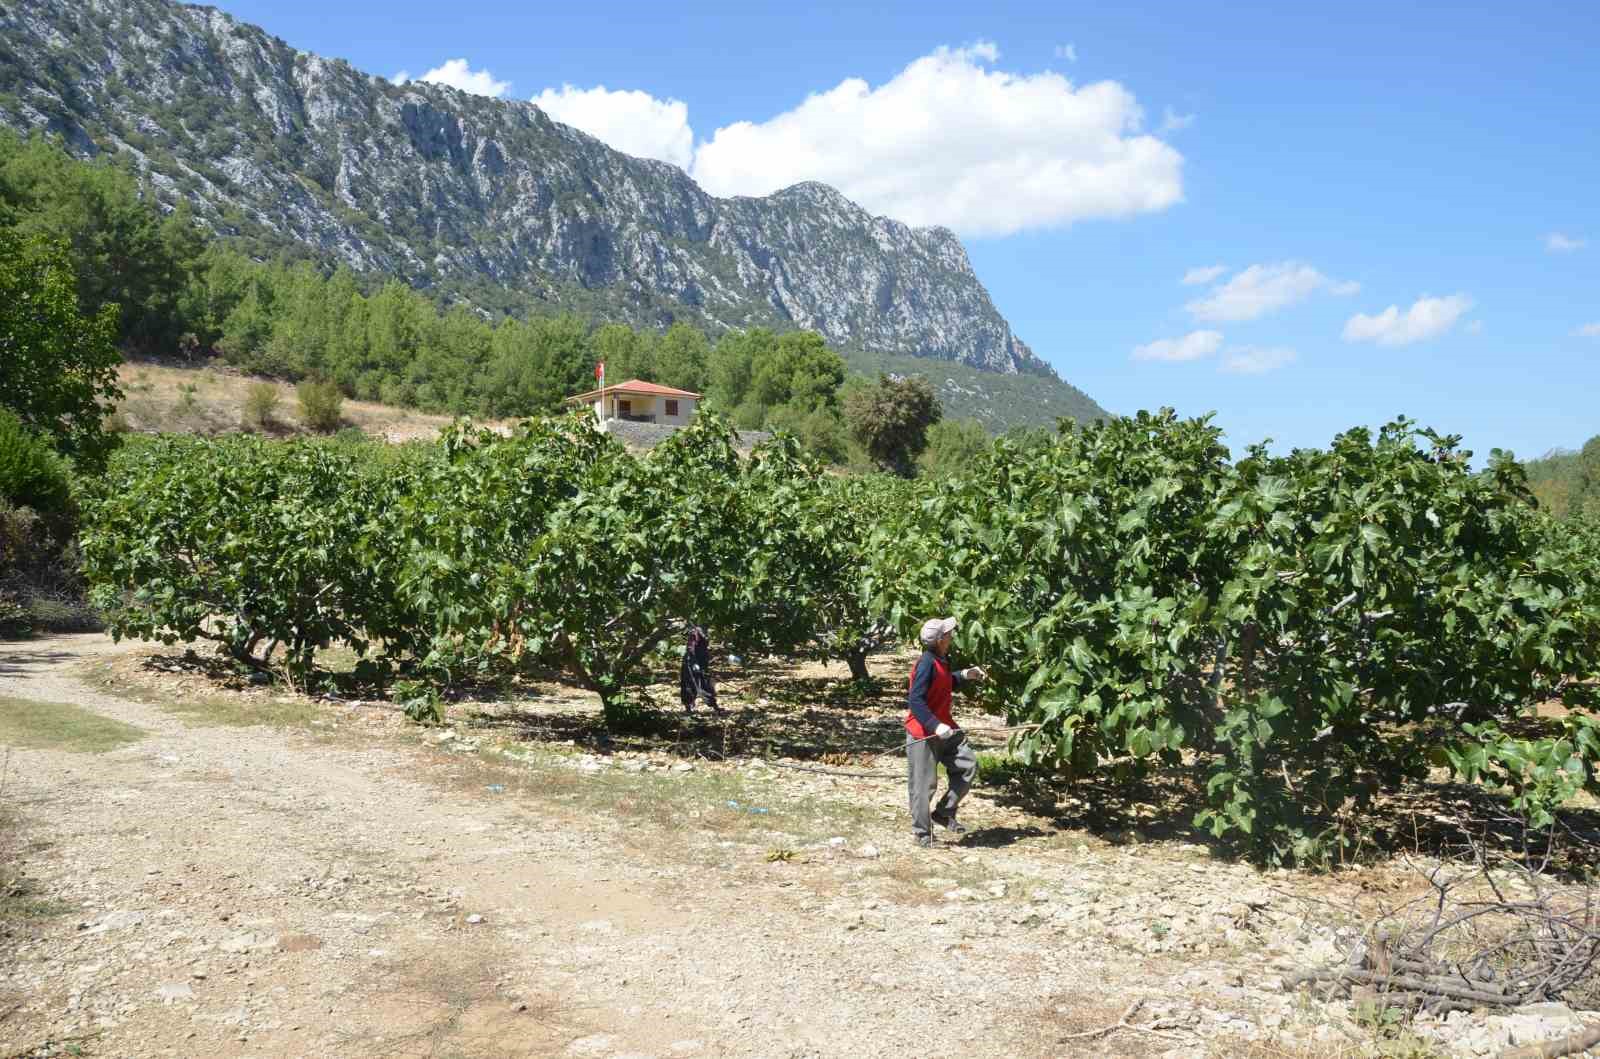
0;0;1109;425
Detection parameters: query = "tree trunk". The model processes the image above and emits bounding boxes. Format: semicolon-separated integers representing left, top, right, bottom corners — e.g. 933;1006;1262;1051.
600;690;628;730
845;649;870;682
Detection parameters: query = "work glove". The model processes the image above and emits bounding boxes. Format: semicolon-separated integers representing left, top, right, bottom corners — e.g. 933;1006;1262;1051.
961;666;987;681
934;723;953;738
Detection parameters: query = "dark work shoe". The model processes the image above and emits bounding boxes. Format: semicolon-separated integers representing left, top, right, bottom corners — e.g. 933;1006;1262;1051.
914;834;934;848
930;811;967;834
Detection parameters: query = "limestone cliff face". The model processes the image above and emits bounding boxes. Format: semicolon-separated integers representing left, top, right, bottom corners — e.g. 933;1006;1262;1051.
0;0;1072;385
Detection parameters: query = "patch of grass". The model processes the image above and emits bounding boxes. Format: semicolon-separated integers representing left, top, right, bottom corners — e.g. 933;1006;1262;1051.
976;751;1027;786
421;738;885;860
155;693;324;729
2;750;72;956
0;696;145;752
76;658;323;729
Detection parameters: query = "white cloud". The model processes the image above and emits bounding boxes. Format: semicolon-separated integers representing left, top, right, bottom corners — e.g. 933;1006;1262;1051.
1342;294;1474;346
1131;329;1224;362
1185;261;1358;322
391;70;411;85
1180;264;1227;286
1055;43;1078;62
1220;346;1297;374
1545;232;1587;253
532;84;695;168
415;58;511;98
1576;322;1600;337
689;42;1183;237
1159;106;1195;133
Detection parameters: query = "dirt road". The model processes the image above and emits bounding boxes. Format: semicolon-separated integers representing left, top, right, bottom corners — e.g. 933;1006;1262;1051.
4;634;1579;1059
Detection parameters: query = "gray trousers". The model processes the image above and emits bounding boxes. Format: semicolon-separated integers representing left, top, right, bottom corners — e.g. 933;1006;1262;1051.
907;729;977;838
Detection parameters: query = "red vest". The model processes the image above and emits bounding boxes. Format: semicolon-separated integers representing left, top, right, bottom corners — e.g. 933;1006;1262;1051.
904;654;955;739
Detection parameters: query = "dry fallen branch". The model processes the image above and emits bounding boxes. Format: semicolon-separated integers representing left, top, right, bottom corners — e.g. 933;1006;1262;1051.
1287;826;1600;1017
1056;998;1195;1045
1498;1022;1600;1059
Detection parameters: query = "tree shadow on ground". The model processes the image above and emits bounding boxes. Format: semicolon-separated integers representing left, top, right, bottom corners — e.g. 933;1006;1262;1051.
0;646;80;676
457;650;918;760
979;761;1600;874
463;693;914;764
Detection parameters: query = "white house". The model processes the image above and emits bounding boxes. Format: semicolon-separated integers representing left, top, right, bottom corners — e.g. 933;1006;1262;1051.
564;379;701;430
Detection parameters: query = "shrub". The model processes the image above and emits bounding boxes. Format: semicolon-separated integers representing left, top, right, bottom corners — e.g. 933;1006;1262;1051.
0;591;30;638
242;381;281;430
296;379;344;434
0;410;70;517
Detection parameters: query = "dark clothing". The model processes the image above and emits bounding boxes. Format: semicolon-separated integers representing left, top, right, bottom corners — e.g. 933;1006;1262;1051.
679;627;718;710
908;727;977;839
903;649;965;739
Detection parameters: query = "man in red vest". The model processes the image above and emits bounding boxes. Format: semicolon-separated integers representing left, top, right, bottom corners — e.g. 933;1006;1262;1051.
905;616;986;847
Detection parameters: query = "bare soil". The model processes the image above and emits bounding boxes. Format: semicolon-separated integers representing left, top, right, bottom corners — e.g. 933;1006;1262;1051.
112;361;507;443
1;635;1596;1059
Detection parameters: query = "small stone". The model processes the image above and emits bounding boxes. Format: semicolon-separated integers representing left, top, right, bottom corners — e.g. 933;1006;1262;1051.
827;837;846;848
857;843;880;859
157;982;194;1004
672;762;693;772
218;932;256;954
466;914;484;925
275;933;323;953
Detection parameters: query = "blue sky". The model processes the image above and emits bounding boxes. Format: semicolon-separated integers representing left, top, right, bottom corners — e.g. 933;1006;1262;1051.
215;0;1598;460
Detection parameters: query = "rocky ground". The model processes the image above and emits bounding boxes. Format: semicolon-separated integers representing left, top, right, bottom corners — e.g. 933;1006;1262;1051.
1;634;1596;1058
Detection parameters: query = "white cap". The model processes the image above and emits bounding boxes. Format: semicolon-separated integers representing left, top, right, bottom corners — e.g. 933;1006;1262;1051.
919;616;958;646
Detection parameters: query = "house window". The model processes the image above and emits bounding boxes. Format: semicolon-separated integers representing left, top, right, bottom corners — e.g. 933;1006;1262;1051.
618;400;632;416
665;399;679;417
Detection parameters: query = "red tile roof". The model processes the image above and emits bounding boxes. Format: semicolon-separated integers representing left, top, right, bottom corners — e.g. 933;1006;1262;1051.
565;379;703;402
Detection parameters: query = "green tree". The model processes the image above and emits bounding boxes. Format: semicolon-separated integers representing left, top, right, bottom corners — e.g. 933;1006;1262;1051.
485;313;594;416
707;328;764;413
82;436;421;677
654;322;709;393
512;415;766;726
0;130;203;353
0;230;122;470
0;408;72;518
593;322;655;384
744;449;901;679
845;374;942;477
918;418;991;478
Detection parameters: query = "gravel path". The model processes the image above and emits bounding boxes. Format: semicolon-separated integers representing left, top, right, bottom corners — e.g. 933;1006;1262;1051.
1;635;1101;1058
4;634;1592;1059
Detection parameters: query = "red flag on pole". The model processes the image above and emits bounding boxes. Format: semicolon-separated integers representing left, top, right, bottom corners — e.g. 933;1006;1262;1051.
595;360;605;386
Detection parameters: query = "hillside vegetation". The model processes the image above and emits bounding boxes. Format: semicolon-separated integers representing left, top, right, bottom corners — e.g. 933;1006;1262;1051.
1523;435;1600;518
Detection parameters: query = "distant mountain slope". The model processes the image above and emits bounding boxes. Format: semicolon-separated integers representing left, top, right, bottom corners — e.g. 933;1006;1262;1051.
0;0;1110;425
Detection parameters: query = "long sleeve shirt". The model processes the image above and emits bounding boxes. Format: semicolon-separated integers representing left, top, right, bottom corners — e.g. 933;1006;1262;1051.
905;649;964;733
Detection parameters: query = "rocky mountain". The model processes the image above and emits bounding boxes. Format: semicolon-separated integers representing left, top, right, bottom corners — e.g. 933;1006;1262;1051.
0;0;1107;422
